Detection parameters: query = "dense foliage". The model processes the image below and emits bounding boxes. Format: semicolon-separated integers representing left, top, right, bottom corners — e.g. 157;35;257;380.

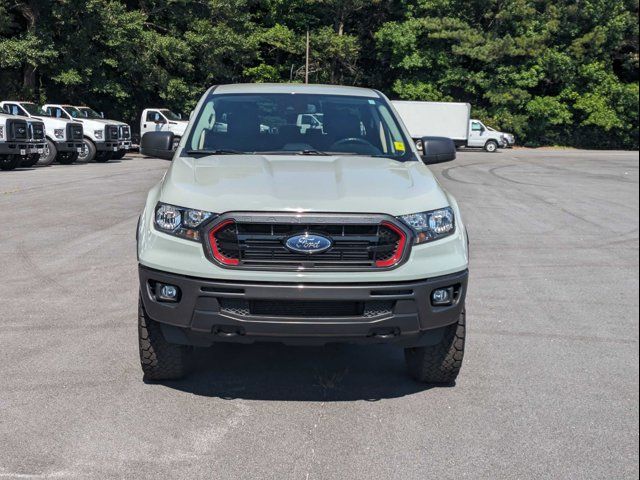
1;0;637;148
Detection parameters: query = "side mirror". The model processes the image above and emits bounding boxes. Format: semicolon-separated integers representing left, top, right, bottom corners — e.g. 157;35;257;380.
140;131;175;160
417;136;456;164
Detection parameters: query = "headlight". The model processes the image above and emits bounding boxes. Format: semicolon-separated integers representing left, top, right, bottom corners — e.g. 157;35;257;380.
94;130;103;139
154;202;215;241
54;128;65;139
399;207;455;244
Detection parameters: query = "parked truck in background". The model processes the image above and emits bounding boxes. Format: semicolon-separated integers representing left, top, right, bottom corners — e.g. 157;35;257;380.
43;104;120;163
483;122;515;147
0;112;29;170
392;101;507;152
76;106;132;159
140;108;188;152
0;101;84;165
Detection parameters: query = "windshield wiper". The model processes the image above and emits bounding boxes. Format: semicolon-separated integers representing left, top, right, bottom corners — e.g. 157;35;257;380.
253;149;333;156
184;149;245;156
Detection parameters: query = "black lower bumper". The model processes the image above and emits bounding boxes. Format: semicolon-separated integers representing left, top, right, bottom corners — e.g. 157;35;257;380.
96;141;120;152
0;142;29;156
55;141;84;153
139;265;468;347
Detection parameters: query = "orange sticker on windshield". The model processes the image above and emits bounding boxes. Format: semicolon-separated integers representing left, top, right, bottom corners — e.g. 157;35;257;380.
394;141;405;152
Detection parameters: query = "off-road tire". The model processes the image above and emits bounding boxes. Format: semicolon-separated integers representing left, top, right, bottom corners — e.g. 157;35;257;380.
484;140;498;152
21;154;39;168
138;297;191;380
0;155;20;171
38;139;57;166
404;308;466;384
78;138;97;163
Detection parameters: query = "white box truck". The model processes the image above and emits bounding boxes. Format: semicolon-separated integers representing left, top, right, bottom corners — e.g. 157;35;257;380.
392;101;506;152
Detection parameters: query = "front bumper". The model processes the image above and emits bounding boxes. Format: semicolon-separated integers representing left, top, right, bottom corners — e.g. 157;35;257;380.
95;141;120;152
0;142;29;156
118;140;132;150
139;265;468;347
55;140;84;153
28;142;45;154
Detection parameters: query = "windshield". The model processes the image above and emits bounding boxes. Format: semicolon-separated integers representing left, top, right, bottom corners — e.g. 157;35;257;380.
21;103;50;117
186;93;414;160
65;106;84;119
159;109;182;121
78;107;102;119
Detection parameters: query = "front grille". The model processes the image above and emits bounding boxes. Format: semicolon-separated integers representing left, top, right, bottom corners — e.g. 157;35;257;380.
29;122;45;141
106;125;119;141
8;119;28;141
118;125;131;140
219;299;394;318
66;123;83;140
207;215;409;271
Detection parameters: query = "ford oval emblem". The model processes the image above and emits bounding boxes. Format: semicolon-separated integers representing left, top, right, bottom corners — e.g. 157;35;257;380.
284;233;333;255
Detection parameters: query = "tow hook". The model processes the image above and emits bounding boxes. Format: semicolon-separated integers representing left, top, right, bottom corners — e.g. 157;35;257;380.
213;326;245;337
368;327;400;339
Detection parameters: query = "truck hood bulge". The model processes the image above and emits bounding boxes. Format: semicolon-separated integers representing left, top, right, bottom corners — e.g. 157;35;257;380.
160;155;450;216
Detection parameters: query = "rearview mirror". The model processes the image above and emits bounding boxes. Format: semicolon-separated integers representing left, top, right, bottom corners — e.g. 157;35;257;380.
417;136;456;164
140;131;175;160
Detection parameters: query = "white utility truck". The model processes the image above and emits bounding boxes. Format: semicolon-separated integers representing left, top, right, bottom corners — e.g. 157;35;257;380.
43;104;120;163
140;108;188;151
1;101;84;165
76;106;132;160
392;101;506;152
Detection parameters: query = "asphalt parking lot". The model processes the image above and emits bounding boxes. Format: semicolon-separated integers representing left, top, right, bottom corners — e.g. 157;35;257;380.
0;149;638;479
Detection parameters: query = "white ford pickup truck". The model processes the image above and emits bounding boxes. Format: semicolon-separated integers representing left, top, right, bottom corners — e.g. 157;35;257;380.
137;84;469;384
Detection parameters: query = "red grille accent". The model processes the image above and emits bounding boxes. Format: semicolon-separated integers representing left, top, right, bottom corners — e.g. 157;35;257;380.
375;221;407;268
208;220;240;266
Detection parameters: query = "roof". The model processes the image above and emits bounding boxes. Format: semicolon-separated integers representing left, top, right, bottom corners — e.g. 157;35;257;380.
213;83;381;98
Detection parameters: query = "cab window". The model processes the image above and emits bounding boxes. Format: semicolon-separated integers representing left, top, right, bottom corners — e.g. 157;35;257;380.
4;104;26;117
146;111;164;123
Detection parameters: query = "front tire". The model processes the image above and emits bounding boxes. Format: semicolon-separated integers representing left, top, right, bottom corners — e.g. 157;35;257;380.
77;139;97;163
138;296;191;380
111;149;126;160
94;151;112;163
484;140;498;152
404;308;466;384
0;155;20;171
21;154;40;168
38;139;57;166
57;151;78;165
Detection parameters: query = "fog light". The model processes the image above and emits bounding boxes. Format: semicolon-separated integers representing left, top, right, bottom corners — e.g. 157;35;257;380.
431;287;454;306
157;283;180;302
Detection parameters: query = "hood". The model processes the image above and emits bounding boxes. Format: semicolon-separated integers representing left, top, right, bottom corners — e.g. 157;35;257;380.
32;116;77;129
170;121;188;135
160;154;450;216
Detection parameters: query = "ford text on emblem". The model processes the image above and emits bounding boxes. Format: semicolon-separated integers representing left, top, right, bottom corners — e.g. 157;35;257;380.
284;234;333;255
